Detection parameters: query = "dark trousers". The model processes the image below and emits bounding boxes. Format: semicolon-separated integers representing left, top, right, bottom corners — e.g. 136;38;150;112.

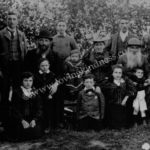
78;116;103;131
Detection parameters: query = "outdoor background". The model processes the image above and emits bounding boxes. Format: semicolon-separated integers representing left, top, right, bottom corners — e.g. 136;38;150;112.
1;0;150;150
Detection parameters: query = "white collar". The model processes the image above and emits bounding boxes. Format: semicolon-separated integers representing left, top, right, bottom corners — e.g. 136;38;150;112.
21;86;32;98
39;70;50;74
120;31;128;42
57;32;67;37
7;27;17;35
114;78;125;86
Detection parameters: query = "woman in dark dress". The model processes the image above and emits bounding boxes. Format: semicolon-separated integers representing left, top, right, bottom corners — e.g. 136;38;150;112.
103;64;135;129
10;72;43;140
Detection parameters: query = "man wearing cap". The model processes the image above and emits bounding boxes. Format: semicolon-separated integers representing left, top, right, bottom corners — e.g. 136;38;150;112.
118;37;150;79
106;17;133;61
24;29;53;73
0;10;27;103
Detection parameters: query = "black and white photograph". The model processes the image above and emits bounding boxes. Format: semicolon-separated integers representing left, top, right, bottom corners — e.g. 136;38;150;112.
0;0;150;149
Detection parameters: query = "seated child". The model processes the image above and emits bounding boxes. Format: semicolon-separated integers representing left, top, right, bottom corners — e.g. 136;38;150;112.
102;64;135;129
34;58;58;132
11;72;43;140
63;49;86;101
77;74;105;131
131;67;149;127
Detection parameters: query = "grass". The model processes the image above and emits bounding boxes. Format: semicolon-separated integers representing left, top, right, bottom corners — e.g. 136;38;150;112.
0;125;150;150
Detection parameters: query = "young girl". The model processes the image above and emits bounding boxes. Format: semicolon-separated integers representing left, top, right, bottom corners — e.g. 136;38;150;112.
11;72;43;140
34;58;58;132
131;67;149;127
103;64;135;129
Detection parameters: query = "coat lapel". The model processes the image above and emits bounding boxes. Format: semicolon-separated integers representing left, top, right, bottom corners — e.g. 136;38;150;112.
3;28;11;40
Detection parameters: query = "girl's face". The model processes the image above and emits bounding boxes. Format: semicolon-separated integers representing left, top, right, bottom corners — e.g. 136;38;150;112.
70;53;80;62
39;60;50;73
22;77;33;89
84;78;95;89
112;68;122;80
94;42;105;53
135;69;144;79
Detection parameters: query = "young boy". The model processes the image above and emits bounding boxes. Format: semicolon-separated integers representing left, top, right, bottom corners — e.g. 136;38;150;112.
63;49;86;101
77;74;105;131
131;67;149;127
34;58;58;132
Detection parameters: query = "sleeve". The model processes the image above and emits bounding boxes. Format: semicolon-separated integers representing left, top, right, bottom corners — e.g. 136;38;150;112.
70;37;79;50
33;95;43;122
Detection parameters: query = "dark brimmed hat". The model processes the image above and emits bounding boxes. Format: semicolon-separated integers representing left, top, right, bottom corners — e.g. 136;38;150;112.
127;37;143;47
37;29;52;40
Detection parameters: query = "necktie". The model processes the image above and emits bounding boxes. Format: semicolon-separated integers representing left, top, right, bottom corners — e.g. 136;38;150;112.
10;31;14;40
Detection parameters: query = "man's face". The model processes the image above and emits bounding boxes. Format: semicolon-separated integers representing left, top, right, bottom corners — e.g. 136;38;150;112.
39;60;50;73
57;22;67;34
84;78;95;89
119;19;129;33
112;68;122;80
38;38;50;51
22;77;33;89
7;14;18;29
135;69;144;79
94;42;105;53
128;46;141;55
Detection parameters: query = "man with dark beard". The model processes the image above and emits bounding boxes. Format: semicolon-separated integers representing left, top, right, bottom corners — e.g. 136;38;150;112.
24;29;53;73
118;37;150;80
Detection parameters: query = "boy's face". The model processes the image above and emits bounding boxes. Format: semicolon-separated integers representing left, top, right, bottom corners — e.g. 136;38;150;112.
57;22;67;34
7;14;18;29
94;42;105;53
39;60;50;73
84;78;95;89
22;77;33;89
112;68;122;80
135;69;144;79
70;53;80;62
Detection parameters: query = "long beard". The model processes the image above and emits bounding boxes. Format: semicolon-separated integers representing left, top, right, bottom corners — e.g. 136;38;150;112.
126;51;142;69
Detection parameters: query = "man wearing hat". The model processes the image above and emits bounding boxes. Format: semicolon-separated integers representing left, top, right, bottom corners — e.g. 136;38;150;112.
83;36;111;86
118;37;150;79
24;29;53;73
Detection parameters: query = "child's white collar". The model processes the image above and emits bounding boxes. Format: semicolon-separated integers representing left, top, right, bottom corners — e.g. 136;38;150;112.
21;86;32;98
39;70;50;74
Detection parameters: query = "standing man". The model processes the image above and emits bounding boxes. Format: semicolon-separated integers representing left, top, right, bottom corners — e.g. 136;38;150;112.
0;10;27;104
106;16;133;61
50;20;78;128
51;20;78;77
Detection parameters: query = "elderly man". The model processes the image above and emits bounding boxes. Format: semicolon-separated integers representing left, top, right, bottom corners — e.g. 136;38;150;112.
118;37;150;79
106;17;133;61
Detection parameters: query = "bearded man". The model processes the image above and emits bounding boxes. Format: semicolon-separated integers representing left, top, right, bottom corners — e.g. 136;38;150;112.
24;29;53;73
118;37;150;79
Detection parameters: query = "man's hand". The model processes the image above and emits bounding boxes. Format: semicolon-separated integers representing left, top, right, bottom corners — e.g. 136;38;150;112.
51;82;59;95
30;120;36;128
21;120;30;129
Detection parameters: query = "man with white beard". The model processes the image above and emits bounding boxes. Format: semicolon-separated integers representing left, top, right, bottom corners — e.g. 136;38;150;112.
118;37;150;79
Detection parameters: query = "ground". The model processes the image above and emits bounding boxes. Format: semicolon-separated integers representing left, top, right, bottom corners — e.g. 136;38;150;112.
0;125;150;150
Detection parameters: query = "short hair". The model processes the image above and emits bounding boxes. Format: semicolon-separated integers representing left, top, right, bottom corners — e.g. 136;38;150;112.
38;58;50;66
83;73;95;81
21;72;34;81
112;64;123;72
57;20;67;26
133;67;144;73
7;9;19;18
